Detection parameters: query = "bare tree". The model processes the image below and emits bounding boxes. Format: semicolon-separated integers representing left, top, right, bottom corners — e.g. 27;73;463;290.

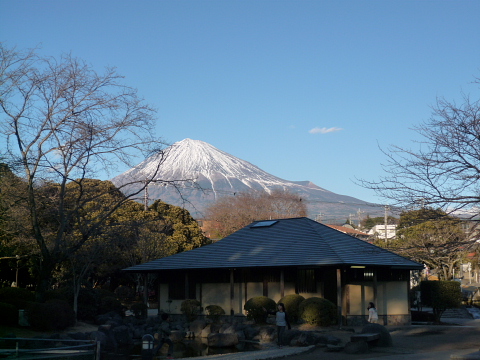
205;189;307;238
358;79;480;215
0;44;167;299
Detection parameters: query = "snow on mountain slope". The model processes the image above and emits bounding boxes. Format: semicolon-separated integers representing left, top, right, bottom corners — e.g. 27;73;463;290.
111;138;380;220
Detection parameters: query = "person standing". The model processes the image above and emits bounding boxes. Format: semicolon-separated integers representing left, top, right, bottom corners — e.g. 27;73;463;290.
263;303;291;348
154;313;174;359
367;302;378;323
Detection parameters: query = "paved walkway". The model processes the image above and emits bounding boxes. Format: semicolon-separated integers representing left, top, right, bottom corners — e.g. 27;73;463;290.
173;345;315;360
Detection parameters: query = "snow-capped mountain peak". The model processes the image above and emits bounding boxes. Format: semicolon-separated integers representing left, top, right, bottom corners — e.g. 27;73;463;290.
112;139;374;219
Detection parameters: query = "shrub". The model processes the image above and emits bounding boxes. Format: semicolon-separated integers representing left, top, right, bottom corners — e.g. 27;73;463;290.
205;305;225;322
0;302;18;326
279;294;305;323
0;287;35;309
99;296;124;315
299;297;337;326
27;299;75;331
181;299;201;322
131;302;148;319
244;296;276;324
95;288;116;300
114;285;135;302
420;280;462;323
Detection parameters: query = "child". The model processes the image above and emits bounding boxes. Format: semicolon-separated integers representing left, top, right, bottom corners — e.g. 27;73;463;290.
263;303;291;348
367;302;378;323
154;313;174;359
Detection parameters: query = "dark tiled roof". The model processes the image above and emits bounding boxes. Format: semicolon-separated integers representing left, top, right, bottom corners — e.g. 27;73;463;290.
124;217;423;272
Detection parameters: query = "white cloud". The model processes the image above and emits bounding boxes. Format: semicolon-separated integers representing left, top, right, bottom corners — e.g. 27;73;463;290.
309;127;343;134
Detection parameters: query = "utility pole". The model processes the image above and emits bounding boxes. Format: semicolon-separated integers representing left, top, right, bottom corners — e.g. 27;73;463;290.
144;179;149;211
384;205;390;242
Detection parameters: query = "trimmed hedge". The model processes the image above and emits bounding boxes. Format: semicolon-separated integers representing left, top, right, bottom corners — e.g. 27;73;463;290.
0;302;18;326
205;305;225;322
244;296;276;324
131;302;148;319
181;299;201;322
299;297;337;326
27;299;75;331
420;280;462;323
0;287;35;310
279;294;305;323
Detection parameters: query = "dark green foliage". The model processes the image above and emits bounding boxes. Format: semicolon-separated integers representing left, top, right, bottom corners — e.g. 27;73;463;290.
181;299;201;322
44;287;123;319
244;296;276;324
0;287;35;309
131;302;148;319
0;302;18;326
99;296;123;315
205;305;225;322
420;281;462;323
299;297;337;326
279;294;305;323
26;299;76;331
114;285;135;302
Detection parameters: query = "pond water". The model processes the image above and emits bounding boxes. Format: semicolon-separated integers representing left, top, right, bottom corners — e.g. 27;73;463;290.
102;339;260;359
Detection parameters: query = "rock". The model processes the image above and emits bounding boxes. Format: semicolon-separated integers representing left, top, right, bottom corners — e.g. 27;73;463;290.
170;330;186;342
254;326;276;343
222;325;237;334
236;330;246;343
90;331;110;350
325;344;344;352
344;340;369;354
112;325;132;346
319;334;342;345
360;323;393;347
295;332;321;346
200;324;212;338
207;333;239;347
67;332;89;341
189;319;206;337
243;325;260;340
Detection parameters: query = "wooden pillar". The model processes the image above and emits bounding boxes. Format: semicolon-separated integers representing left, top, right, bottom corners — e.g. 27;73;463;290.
244;276;248;307
336;268;342;326
280;270;285;298
263;275;268;297
230;269;235;316
185;272;189;299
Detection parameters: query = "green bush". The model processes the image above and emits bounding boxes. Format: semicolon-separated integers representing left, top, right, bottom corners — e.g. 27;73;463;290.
99;296;124;315
0;287;35;309
420;281;462;323
205;305;225;322
131;302;148;319
95;288;117;300
181;299;201;322
279;294;305;323
299;297;337;326
44;287;121;320
114;285;135;302
0;302;18;326
27;299;75;331
244;296;276;324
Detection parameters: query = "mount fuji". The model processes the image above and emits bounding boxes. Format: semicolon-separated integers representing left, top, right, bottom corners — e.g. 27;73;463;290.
111;138;381;222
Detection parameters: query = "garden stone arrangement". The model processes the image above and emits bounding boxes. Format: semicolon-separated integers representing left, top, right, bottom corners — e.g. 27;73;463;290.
14;311;343;355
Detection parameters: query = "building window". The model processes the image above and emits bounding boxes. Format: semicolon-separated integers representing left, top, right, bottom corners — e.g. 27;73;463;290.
168;275;196;300
296;269;317;293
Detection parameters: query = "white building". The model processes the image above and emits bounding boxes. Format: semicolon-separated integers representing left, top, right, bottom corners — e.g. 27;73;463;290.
368;224;397;240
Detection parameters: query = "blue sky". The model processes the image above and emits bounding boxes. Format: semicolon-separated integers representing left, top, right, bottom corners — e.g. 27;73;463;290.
2;0;480;204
